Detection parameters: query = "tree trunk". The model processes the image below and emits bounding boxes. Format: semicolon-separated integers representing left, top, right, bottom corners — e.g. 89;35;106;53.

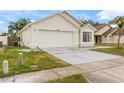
117;28;122;49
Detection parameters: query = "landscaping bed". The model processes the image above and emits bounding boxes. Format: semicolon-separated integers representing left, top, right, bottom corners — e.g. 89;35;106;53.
0;46;70;78
47;74;88;83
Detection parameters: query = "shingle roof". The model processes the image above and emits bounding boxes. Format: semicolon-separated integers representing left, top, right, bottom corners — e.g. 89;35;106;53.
95;24;111;35
95;24;106;31
102;28;119;35
112;28;124;35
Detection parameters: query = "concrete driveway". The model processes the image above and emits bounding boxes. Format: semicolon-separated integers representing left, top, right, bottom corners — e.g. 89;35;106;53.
75;58;124;83
42;47;124;83
42;47;121;65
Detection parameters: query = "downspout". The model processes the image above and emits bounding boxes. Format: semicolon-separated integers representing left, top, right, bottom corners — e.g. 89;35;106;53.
78;29;81;47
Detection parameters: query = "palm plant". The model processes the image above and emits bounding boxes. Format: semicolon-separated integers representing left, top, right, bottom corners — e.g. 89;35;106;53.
8;18;31;36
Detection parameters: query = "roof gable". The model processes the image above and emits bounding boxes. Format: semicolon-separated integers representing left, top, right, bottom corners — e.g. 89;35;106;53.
59;11;82;28
32;14;79;31
16;11;82;35
81;24;97;31
29;11;82;28
95;25;111;35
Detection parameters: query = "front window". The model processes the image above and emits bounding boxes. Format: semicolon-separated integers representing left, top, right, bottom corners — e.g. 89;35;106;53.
83;32;92;42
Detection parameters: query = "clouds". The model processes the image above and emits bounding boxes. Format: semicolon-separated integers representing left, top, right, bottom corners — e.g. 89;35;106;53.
0;21;4;24
0;10;56;22
0;10;42;21
0;10;57;33
97;10;124;20
0;10;124;34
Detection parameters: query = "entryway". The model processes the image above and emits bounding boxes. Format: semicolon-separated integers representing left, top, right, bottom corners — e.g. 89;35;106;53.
95;35;102;43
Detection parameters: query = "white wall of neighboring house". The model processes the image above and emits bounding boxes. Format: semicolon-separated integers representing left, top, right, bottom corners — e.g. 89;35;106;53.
112;35;124;43
101;34;124;44
0;36;8;46
101;35;113;43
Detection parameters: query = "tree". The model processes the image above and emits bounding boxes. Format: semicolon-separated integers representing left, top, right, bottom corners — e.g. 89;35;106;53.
109;16;124;49
80;18;101;26
8;18;31;36
0;32;7;36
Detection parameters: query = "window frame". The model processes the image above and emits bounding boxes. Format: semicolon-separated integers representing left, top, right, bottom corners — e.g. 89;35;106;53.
82;32;92;42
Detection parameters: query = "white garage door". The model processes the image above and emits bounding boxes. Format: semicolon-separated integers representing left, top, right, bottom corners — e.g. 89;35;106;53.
36;31;74;48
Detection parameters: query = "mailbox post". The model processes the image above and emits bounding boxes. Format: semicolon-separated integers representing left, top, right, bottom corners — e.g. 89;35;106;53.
3;60;9;74
19;53;24;64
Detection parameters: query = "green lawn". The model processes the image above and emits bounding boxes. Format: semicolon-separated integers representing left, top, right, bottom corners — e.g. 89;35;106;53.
93;43;124;57
47;74;88;83
0;46;70;78
95;43;118;47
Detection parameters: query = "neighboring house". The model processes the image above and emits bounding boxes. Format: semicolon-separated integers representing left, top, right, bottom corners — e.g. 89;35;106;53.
112;29;124;43
95;24;111;43
101;28;119;43
7;36;20;46
95;24;124;44
16;11;96;49
0;36;8;46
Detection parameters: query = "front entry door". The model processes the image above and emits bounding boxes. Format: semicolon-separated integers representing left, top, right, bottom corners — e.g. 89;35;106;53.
95;36;101;43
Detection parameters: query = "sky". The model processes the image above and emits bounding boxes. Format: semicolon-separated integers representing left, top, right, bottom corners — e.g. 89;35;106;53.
0;10;124;33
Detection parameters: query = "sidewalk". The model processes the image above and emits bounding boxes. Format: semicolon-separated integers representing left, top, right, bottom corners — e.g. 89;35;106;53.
1;57;124;83
0;66;82;83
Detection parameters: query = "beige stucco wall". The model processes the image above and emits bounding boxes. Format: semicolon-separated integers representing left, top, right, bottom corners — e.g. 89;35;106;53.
17;13;95;48
80;25;95;47
101;35;113;43
33;14;78;31
30;14;79;48
112;35;124;43
0;36;7;46
60;13;81;28
18;28;32;47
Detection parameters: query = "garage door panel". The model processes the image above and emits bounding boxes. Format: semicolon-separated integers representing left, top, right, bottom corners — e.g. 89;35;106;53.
36;31;74;48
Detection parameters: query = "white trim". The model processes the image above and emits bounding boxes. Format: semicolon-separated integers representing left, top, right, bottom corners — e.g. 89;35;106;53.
81;24;97;31
62;11;82;25
39;29;75;32
59;13;80;28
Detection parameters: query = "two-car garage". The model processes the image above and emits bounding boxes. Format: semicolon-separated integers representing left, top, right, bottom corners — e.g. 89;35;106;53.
34;30;74;48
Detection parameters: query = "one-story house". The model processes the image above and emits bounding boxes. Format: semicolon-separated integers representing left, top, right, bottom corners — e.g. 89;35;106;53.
95;24;111;43
95;24;124;44
7;36;20;46
16;11;97;49
112;29;124;43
